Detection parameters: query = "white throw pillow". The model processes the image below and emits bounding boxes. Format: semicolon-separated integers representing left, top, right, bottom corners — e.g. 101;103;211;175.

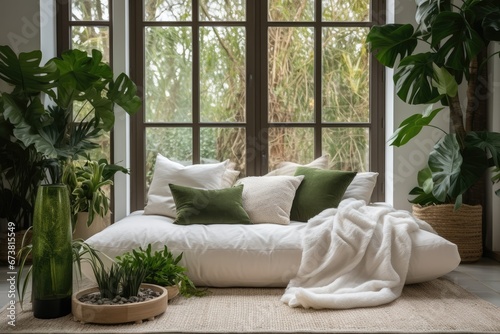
235;175;304;225
264;155;329;177
342;172;379;203
144;154;228;217
221;161;240;188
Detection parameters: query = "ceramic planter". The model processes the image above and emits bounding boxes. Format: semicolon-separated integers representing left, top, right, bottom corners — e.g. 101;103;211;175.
32;184;73;319
72;212;109;240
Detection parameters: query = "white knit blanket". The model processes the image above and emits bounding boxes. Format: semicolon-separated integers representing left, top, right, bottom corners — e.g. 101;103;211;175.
281;199;433;309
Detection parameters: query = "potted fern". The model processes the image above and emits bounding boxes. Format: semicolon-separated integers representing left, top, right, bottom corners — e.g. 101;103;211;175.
366;0;500;261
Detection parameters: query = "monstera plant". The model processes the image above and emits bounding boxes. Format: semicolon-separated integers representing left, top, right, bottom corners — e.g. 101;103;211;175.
0;45;141;230
367;0;500;209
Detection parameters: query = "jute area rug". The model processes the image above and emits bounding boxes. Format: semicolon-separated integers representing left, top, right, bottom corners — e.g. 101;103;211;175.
1;278;500;334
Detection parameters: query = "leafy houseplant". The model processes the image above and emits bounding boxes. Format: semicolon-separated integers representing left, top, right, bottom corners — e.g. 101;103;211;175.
116;244;206;297
366;0;500;208
63;158;129;231
0;45;141;229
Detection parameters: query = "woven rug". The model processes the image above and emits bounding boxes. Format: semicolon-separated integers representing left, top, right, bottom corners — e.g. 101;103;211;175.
1;278;500;334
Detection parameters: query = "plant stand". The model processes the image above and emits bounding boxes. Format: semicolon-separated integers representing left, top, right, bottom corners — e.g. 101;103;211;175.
72;284;168;324
412;204;482;262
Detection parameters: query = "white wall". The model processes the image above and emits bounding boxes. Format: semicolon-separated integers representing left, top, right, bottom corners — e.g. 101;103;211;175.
0;0;41;92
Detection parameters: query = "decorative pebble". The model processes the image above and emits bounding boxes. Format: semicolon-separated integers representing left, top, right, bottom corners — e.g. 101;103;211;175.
78;287;162;305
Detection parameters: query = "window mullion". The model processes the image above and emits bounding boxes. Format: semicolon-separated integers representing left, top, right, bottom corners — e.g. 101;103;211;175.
192;0;201;164
314;0;323;158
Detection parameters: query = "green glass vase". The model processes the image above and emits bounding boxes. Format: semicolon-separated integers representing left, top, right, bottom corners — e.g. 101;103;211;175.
32;184;73;319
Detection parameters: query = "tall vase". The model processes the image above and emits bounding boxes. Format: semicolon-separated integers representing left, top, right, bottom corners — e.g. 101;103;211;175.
32;184;73;319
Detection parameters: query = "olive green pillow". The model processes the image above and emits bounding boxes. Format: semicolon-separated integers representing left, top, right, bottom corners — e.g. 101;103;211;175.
290;167;357;222
169;183;251;225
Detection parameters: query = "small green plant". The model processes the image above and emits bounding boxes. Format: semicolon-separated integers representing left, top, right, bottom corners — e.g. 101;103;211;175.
116;244;206;297
91;263;123;299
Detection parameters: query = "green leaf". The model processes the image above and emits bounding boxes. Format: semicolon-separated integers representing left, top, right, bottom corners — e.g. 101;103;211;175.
366;24;418;68
428;134;463;202
2;94;57;157
409;186;443;206
394;53;441;104
50;49;113;109
431;11;485;72
465;131;500;167
0;45;57;96
389;105;443;146
483;12;500;41
107;73;142;115
417;167;434;193
431;63;458;97
415;0;452;39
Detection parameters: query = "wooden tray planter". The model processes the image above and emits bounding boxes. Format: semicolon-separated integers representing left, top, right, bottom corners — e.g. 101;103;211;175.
72;284;168;324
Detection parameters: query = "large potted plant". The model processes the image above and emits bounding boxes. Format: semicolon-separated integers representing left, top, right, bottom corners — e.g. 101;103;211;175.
0;45;141;317
366;0;500;261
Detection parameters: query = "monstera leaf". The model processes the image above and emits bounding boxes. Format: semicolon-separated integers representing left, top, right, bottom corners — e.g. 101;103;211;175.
465;131;500;168
394;53;441;104
107;73;141;115
0;46;57;96
389;105;443;147
415;0;451;39
429;134;489;208
366;24;418;68
432;12;485;74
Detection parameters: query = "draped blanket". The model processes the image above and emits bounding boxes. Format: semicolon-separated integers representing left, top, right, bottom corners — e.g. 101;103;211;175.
281;199;434;309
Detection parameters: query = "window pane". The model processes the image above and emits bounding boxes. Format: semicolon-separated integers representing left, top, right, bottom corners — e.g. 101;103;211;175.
145;27;192;123
145;127;193;191
200;27;245;123
71;26;110;63
322;127;369;171
268;127;314;171
144;0;192;21
71;0;109;21
200;0;245;21
322;0;370;22
322;28;369;123
268;27;314;123
268;0;314;22
200;127;246;175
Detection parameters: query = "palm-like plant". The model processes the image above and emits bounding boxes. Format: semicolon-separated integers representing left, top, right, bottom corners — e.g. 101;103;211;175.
367;0;500;208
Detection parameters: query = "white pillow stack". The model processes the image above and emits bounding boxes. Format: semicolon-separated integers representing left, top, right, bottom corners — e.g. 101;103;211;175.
144;154;239;217
145;154;379;223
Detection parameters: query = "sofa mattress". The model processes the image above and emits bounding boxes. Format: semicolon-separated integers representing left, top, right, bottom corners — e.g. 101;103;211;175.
84;210;460;287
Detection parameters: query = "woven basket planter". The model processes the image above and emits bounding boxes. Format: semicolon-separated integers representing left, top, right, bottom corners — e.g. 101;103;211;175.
412;204;482;262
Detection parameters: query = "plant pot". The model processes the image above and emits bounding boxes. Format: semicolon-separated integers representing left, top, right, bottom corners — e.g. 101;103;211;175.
72;283;168;324
73;212;109;240
412;204;482;262
32;184;73;319
166;284;180;300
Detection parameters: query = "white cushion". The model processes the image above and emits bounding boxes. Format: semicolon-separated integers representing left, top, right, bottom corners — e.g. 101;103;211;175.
342;172;379;203
221;162;240;188
84;210;460;287
144;154;228;217
235;175;304;225
265;155;329;176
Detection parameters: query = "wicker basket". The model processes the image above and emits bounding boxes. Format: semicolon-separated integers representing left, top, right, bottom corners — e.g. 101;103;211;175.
412;204;482;262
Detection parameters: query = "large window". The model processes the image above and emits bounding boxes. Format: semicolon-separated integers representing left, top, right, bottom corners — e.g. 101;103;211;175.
130;0;385;210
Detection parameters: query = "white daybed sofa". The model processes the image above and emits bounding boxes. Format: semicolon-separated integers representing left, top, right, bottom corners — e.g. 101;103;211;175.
84;154;461;288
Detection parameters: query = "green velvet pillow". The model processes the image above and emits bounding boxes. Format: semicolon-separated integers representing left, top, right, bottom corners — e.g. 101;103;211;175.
290;167;357;222
169;183;251;225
